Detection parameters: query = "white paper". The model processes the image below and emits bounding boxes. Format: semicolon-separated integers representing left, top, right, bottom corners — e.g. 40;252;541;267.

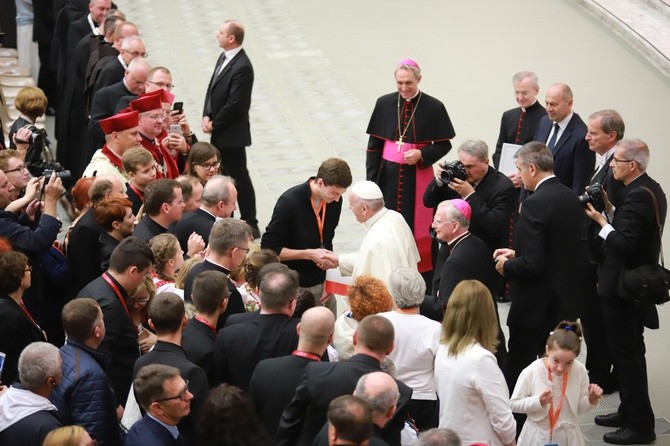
500;143;522;175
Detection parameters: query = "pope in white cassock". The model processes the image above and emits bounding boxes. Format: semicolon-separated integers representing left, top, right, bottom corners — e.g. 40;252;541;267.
338;181;420;287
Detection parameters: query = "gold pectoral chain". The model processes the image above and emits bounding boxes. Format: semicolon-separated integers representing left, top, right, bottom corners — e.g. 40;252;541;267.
396;91;421;152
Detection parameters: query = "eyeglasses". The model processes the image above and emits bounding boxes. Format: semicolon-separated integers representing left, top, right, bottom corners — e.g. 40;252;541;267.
612;156;636;164
124;50;148;58
147;80;175;90
196;161;220;171
4;164;27;174
146;114;167;121
155;380;190;402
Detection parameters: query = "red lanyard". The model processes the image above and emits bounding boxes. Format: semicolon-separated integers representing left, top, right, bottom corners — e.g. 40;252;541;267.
102;273;138;336
18;301;45;339
194;315;217;336
310;196;326;248
292;350;321;362
546;360;569;439
128;183;144;201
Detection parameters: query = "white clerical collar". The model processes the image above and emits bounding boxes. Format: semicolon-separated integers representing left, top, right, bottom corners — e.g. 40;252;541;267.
362;207;387;232
520;99;538;112
118;54;128;70
404;90;420;102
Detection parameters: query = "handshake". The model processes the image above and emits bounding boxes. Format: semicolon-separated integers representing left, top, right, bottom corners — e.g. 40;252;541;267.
311;248;339;270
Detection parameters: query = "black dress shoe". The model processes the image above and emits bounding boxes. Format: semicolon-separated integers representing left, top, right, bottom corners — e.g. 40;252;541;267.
595;412;625;427
603;427;655;445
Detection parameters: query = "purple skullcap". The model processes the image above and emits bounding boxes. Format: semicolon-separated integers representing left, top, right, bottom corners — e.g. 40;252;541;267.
449;199;471;221
397;58;420;69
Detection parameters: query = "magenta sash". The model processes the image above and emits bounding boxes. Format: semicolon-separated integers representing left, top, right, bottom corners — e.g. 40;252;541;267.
382;140;434;272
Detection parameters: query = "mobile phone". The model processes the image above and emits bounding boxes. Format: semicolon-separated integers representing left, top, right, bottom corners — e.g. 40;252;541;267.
169;124;182;135
172;102;183;112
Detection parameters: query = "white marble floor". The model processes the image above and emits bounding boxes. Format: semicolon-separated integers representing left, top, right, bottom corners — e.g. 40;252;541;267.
115;1;670;444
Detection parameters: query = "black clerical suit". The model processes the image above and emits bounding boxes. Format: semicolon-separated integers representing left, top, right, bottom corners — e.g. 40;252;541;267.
67;207;104;296
169;208;216;254
596;173;666;434
493;100;547;169
181;317;217;384
203;49;257;230
132;215;167;242
502;176;582;390
276;354;413;446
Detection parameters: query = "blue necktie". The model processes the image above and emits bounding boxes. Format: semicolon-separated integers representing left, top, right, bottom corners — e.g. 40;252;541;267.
547;122;560;150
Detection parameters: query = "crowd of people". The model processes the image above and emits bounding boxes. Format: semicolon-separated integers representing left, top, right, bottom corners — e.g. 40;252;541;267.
0;1;667;445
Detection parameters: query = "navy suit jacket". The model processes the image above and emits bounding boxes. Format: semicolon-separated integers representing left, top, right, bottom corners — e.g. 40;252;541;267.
534;113;594;194
203;49;253;148
124;415;181;446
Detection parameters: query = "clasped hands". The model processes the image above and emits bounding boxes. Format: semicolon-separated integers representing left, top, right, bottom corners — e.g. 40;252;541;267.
492;248;515;276
311;248;338;270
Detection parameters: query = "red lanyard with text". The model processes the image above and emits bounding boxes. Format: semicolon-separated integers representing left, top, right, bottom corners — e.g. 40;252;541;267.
128;183;144;201
194;315;217;336
292;350;321;362
546;361;569;442
19;302;45;339
102;273;139;336
311;198;326;248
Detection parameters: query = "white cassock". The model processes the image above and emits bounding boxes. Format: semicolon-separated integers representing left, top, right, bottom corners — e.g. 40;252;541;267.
82;148;131;185
339;208;420;287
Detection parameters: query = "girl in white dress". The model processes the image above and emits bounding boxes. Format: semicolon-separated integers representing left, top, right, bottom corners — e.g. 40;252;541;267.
510;321;603;445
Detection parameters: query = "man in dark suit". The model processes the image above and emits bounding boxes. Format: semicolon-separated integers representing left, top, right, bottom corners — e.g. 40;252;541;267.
212;264;300;392
66;0;110;50
202;20;259;238
585;138;665;445
77;237;154;406
533;83;594;195
276;315;413;446
492;71;547;172
494;142;582;391
581;109;626;394
423;139;516;300
132;178;184;242
181;270;229;383
86;57;150;165
133;293;209;443
68;175;127;296
126;364;192;446
94;35;145;91
248;306;335;439
170;175;237;252
182;218;250;324
424;199;506;366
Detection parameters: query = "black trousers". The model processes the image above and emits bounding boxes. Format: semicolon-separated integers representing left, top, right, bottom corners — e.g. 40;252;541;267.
217;145;257;227
602;297;655;432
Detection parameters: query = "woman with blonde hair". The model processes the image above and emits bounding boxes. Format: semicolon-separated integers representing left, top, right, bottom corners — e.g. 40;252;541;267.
236;248;278;312
434;280;516;446
149;233;185;298
333;275;394;360
42;425;95;446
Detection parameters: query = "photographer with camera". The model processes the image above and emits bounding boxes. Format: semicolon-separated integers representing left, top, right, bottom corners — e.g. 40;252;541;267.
423;140;516;300
584;139;665;445
9;87;65;179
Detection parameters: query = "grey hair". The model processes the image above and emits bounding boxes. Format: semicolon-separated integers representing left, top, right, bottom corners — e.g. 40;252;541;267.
388;267;426;309
415;428;462;446
201;175;235;206
458;139;488;161
358;197;385;212
615;138;649;171
589;109;625;142
514;141;554;173
354;373;400;414
18;342;61;390
512;71;538;88
437;200;470;229
394;64;421;80
121;35;144;52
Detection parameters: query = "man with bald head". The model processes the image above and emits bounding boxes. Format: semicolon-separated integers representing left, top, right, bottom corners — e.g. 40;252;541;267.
94;35;146;91
87;56;151;157
67;0;112;49
533;83;594;195
338;181;419;288
277;314;413;446
170;175;237;252
203;19;259;238
68;174;128;295
249;307;336;439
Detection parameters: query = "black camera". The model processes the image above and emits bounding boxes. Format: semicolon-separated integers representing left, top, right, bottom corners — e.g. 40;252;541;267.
43;168;72;182
440;160;467;183
578;183;605;212
27;125;48;142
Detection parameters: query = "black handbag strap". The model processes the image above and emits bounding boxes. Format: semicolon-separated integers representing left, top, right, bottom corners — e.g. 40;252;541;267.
640;186;664;267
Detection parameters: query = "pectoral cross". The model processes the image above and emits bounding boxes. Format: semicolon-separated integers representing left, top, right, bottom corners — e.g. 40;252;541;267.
396;138;404;152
